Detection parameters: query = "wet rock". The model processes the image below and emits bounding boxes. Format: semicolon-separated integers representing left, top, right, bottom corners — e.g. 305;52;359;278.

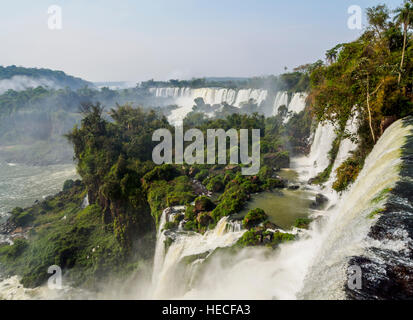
288;185;300;190
310;193;329;209
263;221;281;230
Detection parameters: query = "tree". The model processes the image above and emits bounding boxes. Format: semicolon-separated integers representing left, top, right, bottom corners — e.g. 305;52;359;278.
394;0;413;84
325;44;343;65
366;4;390;37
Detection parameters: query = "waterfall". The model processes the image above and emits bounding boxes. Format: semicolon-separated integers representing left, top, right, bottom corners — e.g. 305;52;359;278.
146;118;412;300
81;194;89;209
151;208;169;285
150;87;267;107
328;113;359;185
288;93;307;115
149;87;268;124
298;119;411;299
273;91;289;116
292;121;337;182
151;215;245;299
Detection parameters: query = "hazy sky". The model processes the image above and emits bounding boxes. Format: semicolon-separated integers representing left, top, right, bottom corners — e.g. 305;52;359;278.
0;0;403;82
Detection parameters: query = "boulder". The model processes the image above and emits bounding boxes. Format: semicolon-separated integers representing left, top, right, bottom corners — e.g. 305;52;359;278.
310;193;329;209
242;208;268;229
197;212;213;227
194;196;216;213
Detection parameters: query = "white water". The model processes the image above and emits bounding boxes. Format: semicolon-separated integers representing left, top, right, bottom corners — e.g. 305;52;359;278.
327;113;359;187
273;91;289;116
81;194;89;209
1;115;410;300
0;161;78;222
292;121;337;182
151;212;245;299
150;87;267;108
151;87;309;125
288;93;307;115
150;87;269;126
147;119;411;300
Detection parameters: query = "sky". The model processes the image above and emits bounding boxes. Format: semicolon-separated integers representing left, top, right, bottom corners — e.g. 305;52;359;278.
0;0;404;82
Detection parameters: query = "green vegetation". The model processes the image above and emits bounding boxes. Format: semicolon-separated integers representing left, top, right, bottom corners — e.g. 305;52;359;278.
294;218;313;229
140;71;311;93
311;134;342;185
332;157;363;192
309;1;413;188
0;182;151;288
368;208;385;219
371;187;393;204
0;65;91;88
242;208;268;229
236;228;295;248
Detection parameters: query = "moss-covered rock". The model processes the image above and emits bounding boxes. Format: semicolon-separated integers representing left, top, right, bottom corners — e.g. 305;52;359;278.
197;212;213;227
194;196;216;213
242;208;268;229
294;217;312;229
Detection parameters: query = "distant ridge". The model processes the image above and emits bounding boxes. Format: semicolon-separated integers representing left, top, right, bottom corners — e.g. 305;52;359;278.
0;65;93;92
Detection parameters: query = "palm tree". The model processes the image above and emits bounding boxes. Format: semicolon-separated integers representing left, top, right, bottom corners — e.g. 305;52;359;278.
394;0;413;85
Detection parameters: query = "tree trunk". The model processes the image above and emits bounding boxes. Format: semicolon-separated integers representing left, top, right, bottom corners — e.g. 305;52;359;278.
398;23;408;85
366;90;376;143
366;75;376;143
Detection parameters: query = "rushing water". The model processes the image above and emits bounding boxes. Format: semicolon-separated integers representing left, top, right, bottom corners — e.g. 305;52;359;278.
150;88;307;125
0;117;411;300
146;118;412;300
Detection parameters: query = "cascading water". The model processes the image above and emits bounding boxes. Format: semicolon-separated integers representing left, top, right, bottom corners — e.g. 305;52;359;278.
299;119;412;299
287;93;307;115
327;113;359;187
151;212;245;299
273;91;289;116
292;121;337;182
149;87;269;125
150;87;267;108
148;118;412;300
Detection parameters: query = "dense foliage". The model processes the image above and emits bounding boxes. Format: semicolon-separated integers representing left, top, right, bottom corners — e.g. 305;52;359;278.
309;1;413;190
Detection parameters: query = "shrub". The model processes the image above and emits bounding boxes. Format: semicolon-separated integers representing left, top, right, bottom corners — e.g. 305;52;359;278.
10;207;34;227
294;217;312;229
332;157;361;192
6;238;28;258
143;164;179;183
195;169;209;182
205;174;225;192
63;179;75;191
242;208;268;229
194;196;216;212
